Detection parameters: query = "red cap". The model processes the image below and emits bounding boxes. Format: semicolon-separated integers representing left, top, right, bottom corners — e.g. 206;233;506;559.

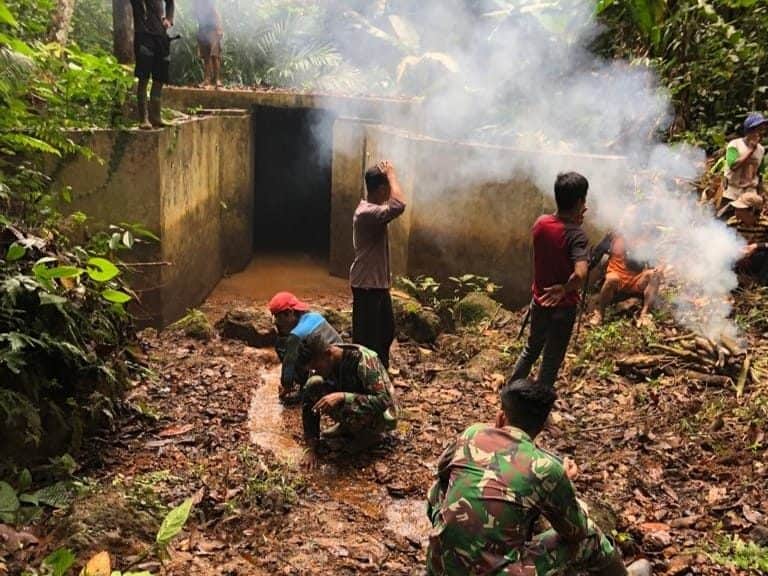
268;291;310;314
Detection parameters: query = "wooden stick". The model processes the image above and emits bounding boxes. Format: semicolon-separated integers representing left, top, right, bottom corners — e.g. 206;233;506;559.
736;354;752;399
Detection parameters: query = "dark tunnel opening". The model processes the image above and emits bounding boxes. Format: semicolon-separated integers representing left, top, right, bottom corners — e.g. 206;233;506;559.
252;105;338;258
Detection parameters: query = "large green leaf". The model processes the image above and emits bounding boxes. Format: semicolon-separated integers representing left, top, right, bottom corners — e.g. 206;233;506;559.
156;497;194;548
43;548;77;576
86;257;120;282
5;242;26;262
34;266;84;280
101;289;132;304
0;2;18;27
0;481;19;513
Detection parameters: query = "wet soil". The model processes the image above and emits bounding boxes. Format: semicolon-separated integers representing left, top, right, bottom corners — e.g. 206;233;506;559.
10;261;768;575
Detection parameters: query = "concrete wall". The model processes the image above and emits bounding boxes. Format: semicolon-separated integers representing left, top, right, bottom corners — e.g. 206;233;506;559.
54;111;253;326
165;86;420;128
330;123;627;307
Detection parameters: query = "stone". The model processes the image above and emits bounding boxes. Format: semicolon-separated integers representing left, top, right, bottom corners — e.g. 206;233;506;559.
392;293;442;344
216;308;276;348
453;293;503;327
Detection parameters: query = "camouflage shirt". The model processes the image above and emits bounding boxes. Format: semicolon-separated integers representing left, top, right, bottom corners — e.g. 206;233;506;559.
302;344;398;440
427;423;590;575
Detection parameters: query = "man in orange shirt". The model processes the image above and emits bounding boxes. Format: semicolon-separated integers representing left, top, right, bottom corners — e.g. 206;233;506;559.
591;209;661;327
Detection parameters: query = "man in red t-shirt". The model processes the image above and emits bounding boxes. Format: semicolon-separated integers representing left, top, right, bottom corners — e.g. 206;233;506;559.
510;172;589;389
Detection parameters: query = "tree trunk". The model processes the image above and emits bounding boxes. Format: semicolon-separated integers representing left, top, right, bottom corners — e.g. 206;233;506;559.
48;0;76;46
113;0;134;64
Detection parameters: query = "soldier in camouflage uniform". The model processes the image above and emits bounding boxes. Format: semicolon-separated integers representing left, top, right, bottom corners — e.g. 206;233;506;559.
301;339;399;465
427;378;651;576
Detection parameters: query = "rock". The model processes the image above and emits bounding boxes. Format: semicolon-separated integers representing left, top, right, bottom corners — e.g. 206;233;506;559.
453;293;503;327
216;308;276;348
666;555;693;575
392;292;442;344
643;530;672;550
171;310;214;341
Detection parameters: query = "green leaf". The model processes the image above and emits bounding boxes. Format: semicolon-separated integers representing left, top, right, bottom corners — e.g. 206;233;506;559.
101;289;131;304
33;481;75;509
156;497;194;548
595;0;616;14
5;242;26;262
0;2;18;27
86;257;120;282
0;481;19;513
43;548;77;576
18;469;32;492
37;266;84;280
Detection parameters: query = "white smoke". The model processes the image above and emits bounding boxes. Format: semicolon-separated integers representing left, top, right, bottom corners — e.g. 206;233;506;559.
316;0;745;339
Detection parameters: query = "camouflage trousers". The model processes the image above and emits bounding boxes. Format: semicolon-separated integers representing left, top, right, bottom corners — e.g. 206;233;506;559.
427;507;620;576
303;375;396;436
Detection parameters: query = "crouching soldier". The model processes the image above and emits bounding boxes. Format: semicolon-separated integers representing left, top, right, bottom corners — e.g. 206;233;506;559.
301;338;399;468
268;292;342;403
427;377;651;576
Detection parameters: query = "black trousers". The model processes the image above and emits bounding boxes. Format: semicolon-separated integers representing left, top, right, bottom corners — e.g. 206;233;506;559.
510;302;577;388
352;287;394;368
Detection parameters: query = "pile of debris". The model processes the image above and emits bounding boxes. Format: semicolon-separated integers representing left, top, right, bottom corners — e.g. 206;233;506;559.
616;332;753;397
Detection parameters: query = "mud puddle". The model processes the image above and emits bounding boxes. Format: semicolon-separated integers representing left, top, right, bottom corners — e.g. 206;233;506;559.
247;359;304;467
210;252;348;303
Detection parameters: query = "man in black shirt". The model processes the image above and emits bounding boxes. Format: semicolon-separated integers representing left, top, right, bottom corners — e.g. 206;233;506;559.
130;0;174;129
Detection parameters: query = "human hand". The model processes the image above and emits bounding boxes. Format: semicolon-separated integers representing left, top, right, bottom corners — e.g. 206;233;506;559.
563;457;579;480
162;17;173;29
313;392;345;414
377;160;396;179
539;284;566;307
744;244;758;258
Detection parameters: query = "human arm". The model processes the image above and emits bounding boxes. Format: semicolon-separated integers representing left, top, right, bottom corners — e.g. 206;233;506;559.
427;438;459;523
163;0;174;27
537;460;589;544
362;161;406;224
539;260;588;306
539;225;589;306
727;143;757;172
278;334;302;393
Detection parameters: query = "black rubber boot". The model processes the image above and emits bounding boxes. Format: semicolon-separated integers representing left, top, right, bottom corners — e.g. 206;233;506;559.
148;98;166;128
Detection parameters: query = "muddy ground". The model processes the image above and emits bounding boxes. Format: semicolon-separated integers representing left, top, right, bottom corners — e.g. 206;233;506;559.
4;270;768;575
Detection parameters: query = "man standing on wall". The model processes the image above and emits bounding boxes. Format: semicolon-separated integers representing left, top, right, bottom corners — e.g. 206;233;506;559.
350;160;406;369
509;171;589;389
130;0;174;129
195;0;223;88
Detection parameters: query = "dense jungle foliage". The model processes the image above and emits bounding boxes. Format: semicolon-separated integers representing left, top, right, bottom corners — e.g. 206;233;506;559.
0;0;138;477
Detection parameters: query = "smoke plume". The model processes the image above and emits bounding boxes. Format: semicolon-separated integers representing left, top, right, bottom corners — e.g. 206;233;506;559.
248;0;747;339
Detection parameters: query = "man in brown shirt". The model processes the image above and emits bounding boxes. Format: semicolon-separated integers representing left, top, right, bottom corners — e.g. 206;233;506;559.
349;161;406;368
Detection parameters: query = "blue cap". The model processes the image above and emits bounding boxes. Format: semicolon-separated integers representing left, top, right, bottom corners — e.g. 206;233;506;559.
744;113;768;132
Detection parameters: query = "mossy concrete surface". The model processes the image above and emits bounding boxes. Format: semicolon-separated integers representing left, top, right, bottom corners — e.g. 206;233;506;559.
54;112;254;327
